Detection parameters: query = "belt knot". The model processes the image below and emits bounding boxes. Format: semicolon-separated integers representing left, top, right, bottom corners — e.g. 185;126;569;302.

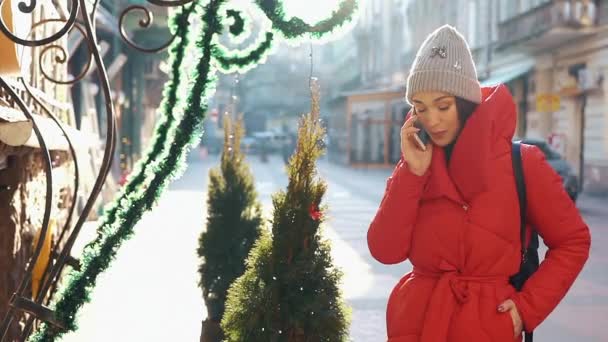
449;277;470;304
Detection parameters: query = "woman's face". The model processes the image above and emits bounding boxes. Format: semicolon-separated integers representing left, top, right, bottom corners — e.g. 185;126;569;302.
411;91;461;147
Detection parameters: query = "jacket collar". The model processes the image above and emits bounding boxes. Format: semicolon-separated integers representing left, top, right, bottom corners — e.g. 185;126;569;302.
422;84;517;204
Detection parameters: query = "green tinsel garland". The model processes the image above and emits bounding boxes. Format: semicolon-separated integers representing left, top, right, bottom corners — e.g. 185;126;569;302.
256;0;357;39
30;0;358;340
214;0;358;72
212;31;274;73
102;2;195;227
226;9;245;37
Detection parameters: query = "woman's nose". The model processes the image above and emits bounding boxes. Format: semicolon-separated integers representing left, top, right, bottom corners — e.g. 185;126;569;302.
425;112;441;128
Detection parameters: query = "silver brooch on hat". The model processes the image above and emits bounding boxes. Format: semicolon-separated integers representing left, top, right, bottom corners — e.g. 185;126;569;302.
453;61;462;71
430;46;447;58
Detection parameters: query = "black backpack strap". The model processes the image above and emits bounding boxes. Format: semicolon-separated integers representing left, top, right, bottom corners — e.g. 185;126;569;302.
512;141;534;342
512;141;527;261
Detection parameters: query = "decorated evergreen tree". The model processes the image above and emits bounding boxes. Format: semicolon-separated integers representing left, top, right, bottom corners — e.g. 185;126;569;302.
221;80;350;342
198;115;263;341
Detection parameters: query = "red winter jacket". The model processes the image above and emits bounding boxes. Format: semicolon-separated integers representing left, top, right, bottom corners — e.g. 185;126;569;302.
367;85;590;342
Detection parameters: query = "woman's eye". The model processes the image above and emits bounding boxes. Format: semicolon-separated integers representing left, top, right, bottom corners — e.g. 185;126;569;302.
416;108;426;114
439;106;450;111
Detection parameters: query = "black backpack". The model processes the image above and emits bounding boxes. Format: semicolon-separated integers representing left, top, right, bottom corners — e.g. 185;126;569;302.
509;141;540;342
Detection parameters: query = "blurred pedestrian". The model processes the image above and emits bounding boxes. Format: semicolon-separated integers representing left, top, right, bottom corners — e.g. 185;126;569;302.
367;25;590;342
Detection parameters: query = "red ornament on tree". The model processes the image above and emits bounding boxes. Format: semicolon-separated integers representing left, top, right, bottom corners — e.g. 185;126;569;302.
309;204;322;221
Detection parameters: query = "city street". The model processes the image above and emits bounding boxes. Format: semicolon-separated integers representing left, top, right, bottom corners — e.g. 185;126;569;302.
62;152;608;342
2;1;608;342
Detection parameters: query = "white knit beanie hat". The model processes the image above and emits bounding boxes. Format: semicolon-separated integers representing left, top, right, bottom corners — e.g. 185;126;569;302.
406;25;482;105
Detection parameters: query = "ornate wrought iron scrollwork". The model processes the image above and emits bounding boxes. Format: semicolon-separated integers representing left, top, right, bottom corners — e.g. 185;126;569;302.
1;0;201;337
34;20;93;85
0;75;55;342
0;0;79;46
17;77;81;340
17;0;36;14
13;18;94;85
0;0;117;339
119;5;178;53
24;0;119;324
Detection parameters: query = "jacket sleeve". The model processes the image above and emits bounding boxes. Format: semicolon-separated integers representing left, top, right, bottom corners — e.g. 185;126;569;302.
510;145;591;332
367;158;430;264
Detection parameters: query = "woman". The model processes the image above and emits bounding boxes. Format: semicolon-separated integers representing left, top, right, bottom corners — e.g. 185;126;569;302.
367;25;591;342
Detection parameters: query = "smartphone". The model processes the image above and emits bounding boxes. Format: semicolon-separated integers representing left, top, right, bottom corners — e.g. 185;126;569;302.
413;120;430;151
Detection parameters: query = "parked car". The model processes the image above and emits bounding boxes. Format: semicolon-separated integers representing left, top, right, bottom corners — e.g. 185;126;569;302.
520;138;579;202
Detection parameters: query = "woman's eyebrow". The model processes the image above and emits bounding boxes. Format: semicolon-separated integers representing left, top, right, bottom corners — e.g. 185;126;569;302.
433;96;452;103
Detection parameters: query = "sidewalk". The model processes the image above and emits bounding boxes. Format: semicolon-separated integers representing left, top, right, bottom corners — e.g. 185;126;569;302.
321;159;606;215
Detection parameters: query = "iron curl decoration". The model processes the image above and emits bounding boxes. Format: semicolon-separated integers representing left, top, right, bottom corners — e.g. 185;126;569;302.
29;19;93;85
17;0;35;14
119;5;178;53
0;0;79;46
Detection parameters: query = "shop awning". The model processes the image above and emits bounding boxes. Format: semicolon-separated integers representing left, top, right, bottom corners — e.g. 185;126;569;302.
481;59;535;87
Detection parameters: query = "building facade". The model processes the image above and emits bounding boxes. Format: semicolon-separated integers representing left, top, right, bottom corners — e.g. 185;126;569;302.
323;0;608;193
322;0;411;167
497;0;608;194
407;0;608;193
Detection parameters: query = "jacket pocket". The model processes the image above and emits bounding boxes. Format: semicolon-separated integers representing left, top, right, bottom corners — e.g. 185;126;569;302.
478;286;519;342
494;285;521;341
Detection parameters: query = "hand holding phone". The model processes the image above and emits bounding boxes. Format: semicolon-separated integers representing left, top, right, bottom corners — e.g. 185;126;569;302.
401;114;432;176
413;120;431;151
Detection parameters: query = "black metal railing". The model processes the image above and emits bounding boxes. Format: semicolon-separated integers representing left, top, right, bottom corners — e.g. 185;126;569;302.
0;0;189;340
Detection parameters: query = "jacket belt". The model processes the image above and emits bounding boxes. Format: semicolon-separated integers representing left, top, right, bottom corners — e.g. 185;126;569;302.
414;260;508;342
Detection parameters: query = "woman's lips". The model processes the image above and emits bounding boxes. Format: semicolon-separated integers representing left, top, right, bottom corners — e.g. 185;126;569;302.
431;130;448;139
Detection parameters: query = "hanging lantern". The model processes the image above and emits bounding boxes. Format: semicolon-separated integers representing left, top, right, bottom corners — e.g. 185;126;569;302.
0;0;32;76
